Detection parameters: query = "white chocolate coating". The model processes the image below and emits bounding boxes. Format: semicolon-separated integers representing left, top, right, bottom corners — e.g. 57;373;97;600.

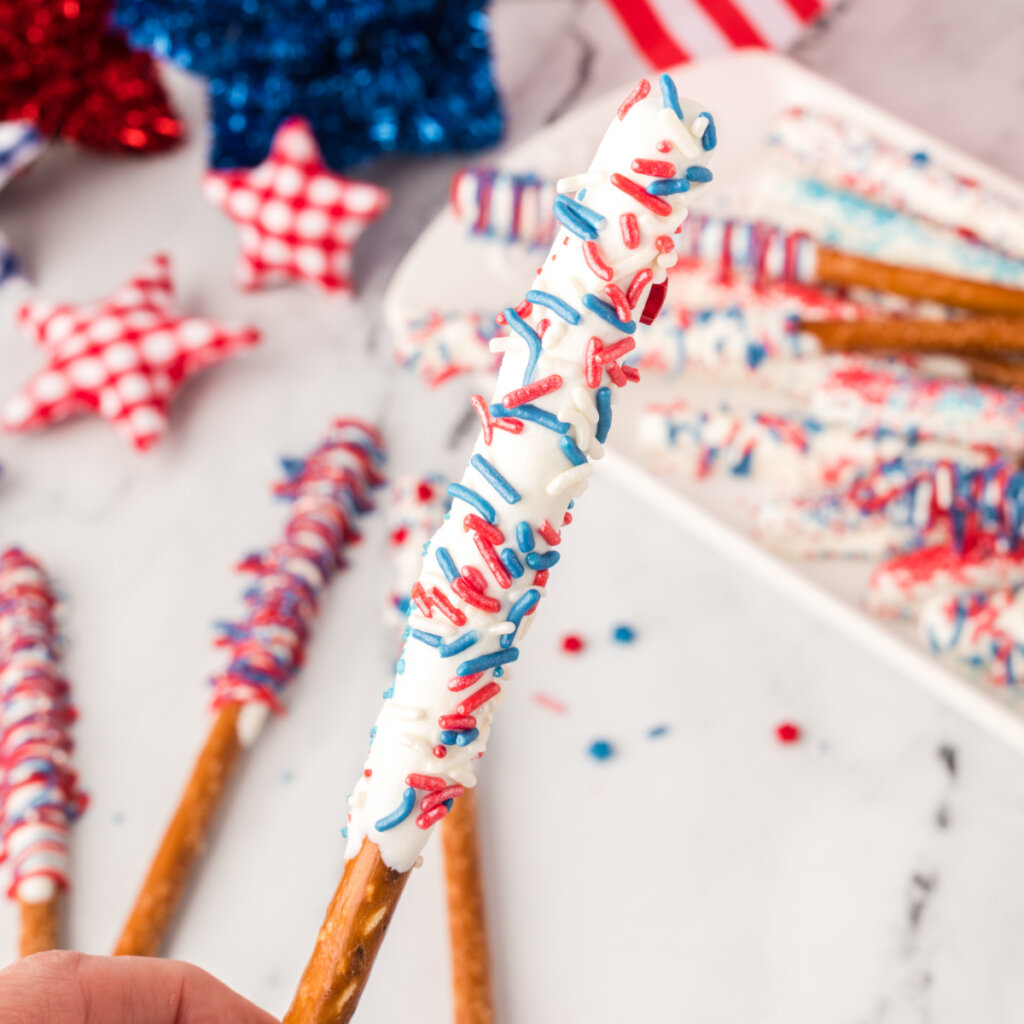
345;79;717;872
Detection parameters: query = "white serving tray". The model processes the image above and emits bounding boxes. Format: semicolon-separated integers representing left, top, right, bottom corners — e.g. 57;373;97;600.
384;49;1024;756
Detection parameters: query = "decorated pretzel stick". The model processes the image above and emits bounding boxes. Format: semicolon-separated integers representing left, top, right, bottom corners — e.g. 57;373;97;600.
282;73;717;1024
678;212;1024;315
0;549;86;958
387;475;495;1022
114;420;385;957
802;316;1024;356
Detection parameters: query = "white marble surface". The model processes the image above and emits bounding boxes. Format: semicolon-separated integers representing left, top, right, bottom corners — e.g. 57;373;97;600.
3;2;1024;1022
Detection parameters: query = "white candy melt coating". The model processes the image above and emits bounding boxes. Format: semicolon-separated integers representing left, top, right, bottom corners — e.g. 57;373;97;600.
769;108;1024;263
346;83;716;873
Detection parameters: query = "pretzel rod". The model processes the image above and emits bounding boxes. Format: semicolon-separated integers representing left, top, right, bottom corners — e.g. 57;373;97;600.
114;704;243;956
0;549;86;959
678;213;1024;315
19;894;60;957
442;788;494;1024
816;248;1024;316
283;74;717;1024
115;420;385;957
802;316;1024;356
961;354;1024;390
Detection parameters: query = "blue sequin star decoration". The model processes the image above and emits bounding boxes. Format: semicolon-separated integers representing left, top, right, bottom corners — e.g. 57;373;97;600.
113;0;504;170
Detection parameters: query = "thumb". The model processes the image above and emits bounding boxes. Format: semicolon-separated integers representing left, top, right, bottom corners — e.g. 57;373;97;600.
0;951;280;1024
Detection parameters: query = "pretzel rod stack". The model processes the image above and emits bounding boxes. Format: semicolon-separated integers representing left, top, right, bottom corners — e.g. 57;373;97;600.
282;73;718;1024
0;548;86;958
115;419;385;957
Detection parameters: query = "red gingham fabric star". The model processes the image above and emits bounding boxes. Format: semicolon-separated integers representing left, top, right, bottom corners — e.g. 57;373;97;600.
3;254;260;451
203;117;390;293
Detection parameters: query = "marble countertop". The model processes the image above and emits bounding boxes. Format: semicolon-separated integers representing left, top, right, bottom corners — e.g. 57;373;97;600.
4;1;1024;1021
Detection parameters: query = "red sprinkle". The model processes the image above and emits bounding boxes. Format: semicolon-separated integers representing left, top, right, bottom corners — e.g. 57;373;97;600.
617;78;651;120
610;173;673;216
364;769;372;777
433;745;447;758
460;566;488;593
389;526;408;547
453;576;501;612
582;240;614;282
561;634;585;654
654;234;675;253
438;714;477;730
626;268;654;309
537;520;561;546
620;212;640;249
471;394;523;447
503;374;563;409
457;681;502;716
776;722;802;744
449;671;484;692
536;318;550;338
411;582;467;626
471;533;513;589
407;773;447;791
562;511;573;526
515;299;533;317
605;283;632;323
421;785;466;814
655;140;672;153
631;158;676;178
416;482;434;502
463;513;504;546
534;569;550;588
416;804;450;829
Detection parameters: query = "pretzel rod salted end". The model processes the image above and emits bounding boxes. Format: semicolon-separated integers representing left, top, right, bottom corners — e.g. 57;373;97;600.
442;788;494;1024
802;316;1024;355
114;703;244;957
19;894;60;957
282;838;410;1024
816;247;1024;316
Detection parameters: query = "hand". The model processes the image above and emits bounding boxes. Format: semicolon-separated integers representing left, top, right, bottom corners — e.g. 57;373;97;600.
0;951;280;1024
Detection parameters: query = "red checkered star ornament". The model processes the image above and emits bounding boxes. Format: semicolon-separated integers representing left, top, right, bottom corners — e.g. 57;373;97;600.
3;254;260;451
203;117;390;292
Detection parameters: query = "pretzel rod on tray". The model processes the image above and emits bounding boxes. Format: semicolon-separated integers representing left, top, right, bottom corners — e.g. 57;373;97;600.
678;212;1024;315
115;420;385;957
282;73;718;1024
0;549;87;958
801;316;1024;356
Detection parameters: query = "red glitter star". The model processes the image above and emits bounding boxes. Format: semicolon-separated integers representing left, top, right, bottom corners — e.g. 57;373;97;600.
3;254;260;451
203;117;390;292
0;0;184;153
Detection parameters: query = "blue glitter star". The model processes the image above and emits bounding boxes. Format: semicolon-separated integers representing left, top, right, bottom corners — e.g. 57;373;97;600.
114;0;504;169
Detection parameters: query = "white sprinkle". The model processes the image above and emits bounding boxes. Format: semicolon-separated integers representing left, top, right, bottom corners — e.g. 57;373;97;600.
388;702;425;722
658;108;701;159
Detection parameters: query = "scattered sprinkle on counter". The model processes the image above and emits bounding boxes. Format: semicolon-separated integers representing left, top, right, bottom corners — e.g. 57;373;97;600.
588;739;615;761
612;623;636;643
775;722;802;744
647;724;670;739
561;633;586;653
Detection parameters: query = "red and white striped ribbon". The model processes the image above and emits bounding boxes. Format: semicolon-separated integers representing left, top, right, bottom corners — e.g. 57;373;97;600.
604;0;834;67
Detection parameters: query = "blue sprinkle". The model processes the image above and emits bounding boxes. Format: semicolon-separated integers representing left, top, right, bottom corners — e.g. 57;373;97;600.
686;165;713;182
582;293;636;333
588;739;615;761
443;799;455;811
733;449;753;476
375;787;417;832
502;588;541;648
595;387;613;444
911;150;931;165
646;177;690;195
448;483;496;523
341;826;348;838
455;729;480;746
382;685;395;699
439;730;459;745
525;289;581;325
568;500;575;509
500;547;525;579
411;629;479;657
503;307;543;385
553;194;600;241
647;724;670;739
279;456;306;480
436;546;459;583
559;435;588;467
493;666;504;678
561;195;606;230
471;453;521;505
612;624;636;644
516;521;535;552
659;72;683;119
457;648;519;676
577;188;586;201
525;550;560;570
490;402;569;434
411;628;442;647
699;111;717;151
